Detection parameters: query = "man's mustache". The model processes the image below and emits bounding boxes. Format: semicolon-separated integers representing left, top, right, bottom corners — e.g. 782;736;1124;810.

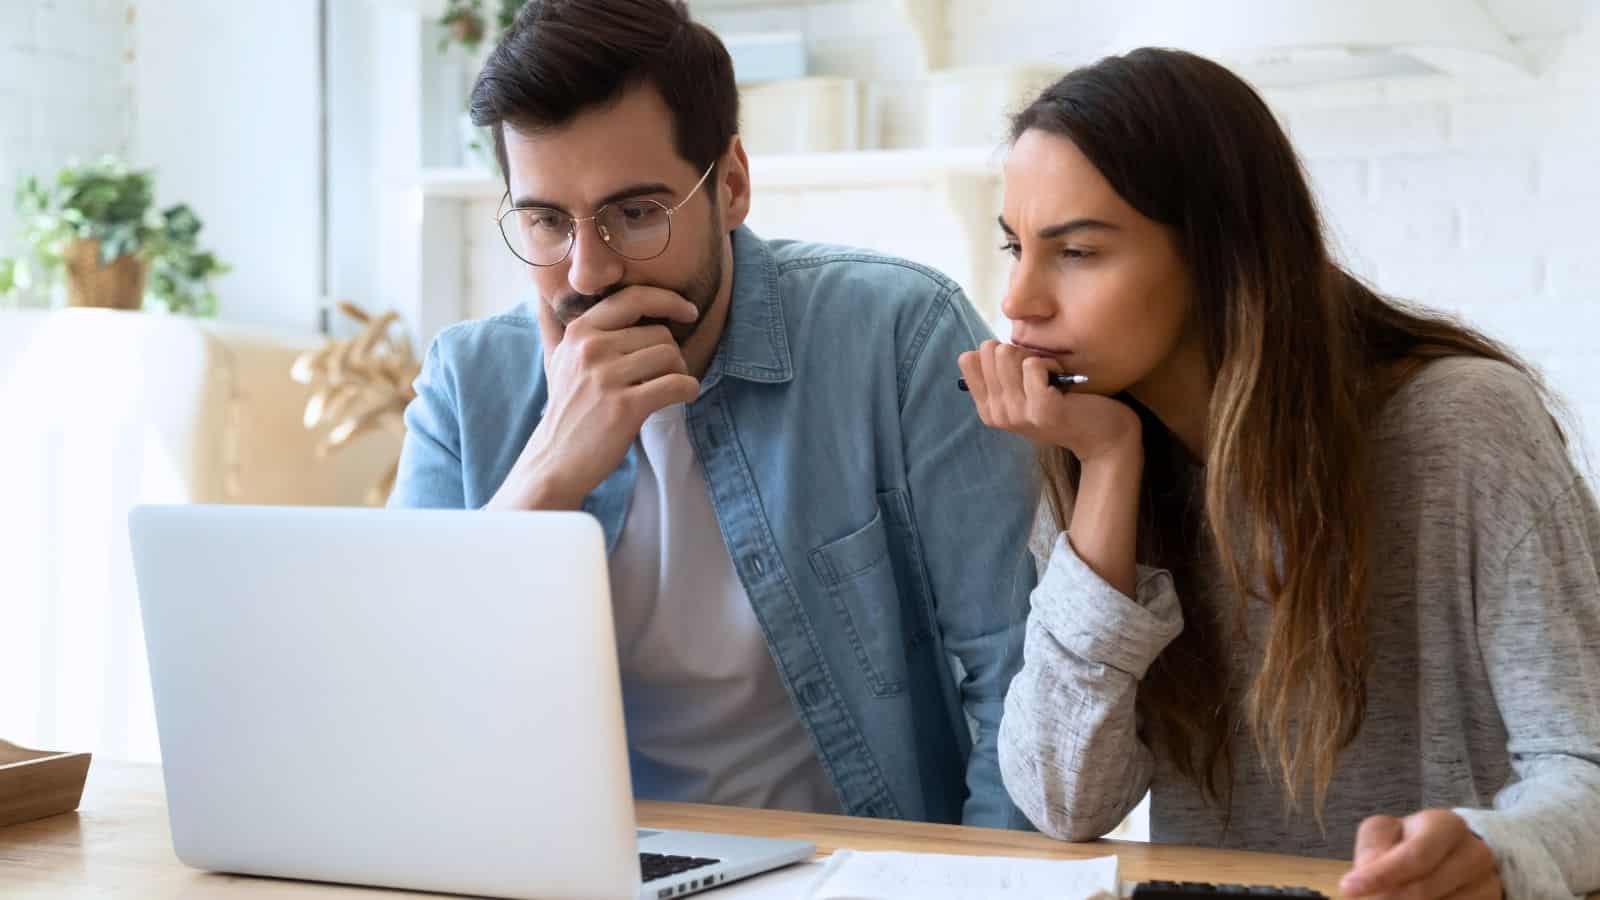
553;286;678;333
553;286;622;325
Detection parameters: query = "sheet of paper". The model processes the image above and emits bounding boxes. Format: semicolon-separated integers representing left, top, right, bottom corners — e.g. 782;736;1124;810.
802;849;1118;900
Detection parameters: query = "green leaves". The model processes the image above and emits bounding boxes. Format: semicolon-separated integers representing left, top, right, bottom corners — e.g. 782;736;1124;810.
494;0;523;31
437;0;526;53
5;157;228;316
54;160;155;230
144;203;228;317
0;256;33;305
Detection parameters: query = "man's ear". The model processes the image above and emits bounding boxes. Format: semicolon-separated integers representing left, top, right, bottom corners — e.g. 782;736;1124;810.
719;135;752;231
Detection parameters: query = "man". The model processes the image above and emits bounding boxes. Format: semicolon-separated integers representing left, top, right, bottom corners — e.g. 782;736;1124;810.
390;0;1040;829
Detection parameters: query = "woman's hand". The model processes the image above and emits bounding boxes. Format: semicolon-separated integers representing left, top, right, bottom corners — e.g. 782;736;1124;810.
1341;810;1502;900
957;340;1141;463
959;340;1144;596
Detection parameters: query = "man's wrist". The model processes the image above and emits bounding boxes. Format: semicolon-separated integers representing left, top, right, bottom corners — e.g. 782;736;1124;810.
486;467;584;512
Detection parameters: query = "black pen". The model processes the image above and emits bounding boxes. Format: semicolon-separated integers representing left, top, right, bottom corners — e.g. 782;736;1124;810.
958;373;1088;392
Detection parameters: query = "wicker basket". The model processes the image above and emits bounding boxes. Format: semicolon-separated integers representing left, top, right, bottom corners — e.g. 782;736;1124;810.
62;239;146;311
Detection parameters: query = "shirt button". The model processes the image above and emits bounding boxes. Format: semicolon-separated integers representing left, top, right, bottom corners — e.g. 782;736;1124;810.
798;682;827;709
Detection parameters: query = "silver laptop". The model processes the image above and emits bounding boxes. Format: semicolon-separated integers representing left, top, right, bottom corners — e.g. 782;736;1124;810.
129;504;815;900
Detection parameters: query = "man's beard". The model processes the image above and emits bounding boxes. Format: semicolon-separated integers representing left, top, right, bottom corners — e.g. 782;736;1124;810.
550;223;724;346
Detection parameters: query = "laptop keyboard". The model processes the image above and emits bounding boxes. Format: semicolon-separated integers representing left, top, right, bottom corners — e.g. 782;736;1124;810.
640;852;721;883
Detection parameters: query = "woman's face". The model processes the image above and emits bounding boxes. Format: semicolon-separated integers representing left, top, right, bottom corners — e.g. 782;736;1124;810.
998;128;1196;397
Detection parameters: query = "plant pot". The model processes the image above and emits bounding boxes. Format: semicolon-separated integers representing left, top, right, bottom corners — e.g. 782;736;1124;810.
62;239;145;311
446;11;485;47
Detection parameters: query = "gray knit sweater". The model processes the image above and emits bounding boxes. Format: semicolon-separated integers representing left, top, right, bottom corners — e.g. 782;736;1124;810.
998;357;1600;899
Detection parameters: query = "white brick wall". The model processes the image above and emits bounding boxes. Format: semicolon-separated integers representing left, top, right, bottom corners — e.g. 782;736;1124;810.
0;0;134;267
704;2;1600;471
1275;40;1600;469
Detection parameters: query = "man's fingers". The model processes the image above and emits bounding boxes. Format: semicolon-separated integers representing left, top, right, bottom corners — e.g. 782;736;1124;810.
601;322;679;356
612;342;690;386
628;372;700;416
578;286;700;332
536;297;566;370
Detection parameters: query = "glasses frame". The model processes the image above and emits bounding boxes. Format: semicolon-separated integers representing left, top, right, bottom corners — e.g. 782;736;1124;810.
494;162;717;267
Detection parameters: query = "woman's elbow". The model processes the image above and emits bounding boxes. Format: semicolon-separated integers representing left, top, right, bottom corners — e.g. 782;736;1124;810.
998;743;1123;841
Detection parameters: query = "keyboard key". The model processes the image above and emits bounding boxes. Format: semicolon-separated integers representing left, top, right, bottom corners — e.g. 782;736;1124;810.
640;852;721;884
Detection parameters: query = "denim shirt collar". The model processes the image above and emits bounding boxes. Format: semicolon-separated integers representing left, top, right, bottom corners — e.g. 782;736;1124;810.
700;226;794;393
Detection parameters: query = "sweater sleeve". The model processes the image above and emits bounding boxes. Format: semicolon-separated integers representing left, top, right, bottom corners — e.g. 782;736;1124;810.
1453;476;1600;900
998;521;1183;840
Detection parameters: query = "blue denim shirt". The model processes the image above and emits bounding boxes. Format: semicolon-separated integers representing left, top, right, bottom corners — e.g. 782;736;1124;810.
390;227;1041;828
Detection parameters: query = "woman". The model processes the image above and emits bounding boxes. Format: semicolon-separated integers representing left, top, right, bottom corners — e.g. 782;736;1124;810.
960;49;1600;899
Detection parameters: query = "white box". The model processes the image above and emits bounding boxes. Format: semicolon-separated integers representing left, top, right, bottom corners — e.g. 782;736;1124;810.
723;31;808;84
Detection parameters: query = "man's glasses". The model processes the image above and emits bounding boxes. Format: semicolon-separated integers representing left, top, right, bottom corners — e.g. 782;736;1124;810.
495;162;716;267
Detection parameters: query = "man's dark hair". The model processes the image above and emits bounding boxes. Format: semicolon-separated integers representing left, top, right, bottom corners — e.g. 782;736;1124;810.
469;0;739;186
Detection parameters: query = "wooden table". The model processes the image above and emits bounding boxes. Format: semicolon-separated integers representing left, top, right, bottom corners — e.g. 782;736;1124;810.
0;762;1360;898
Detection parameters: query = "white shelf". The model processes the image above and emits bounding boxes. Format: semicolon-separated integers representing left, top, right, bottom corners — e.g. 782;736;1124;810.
409;167;504;200
752;146;1001;187
404;146;1004;200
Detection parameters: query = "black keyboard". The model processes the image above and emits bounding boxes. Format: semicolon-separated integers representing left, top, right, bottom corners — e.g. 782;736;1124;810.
640;852;720;883
1133;882;1329;899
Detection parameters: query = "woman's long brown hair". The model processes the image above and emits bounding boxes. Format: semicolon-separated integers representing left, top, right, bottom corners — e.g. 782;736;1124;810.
1015;49;1557;816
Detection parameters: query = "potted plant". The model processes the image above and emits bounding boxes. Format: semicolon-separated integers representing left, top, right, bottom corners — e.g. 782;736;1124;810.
437;0;528;171
436;0;525;53
0;157;228;316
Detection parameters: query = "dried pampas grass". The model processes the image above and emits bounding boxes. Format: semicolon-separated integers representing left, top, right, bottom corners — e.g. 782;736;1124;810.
291;302;420;505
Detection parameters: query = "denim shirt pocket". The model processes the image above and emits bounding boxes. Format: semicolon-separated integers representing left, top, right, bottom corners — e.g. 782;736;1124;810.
809;505;908;697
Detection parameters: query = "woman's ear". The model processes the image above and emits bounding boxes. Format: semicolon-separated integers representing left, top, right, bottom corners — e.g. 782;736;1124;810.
719;135;752;230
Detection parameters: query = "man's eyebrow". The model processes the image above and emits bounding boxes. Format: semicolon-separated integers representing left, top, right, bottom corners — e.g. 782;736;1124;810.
512;181;675;212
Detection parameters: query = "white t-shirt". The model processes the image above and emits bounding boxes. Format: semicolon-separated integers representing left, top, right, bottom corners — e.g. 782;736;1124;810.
608;403;842;814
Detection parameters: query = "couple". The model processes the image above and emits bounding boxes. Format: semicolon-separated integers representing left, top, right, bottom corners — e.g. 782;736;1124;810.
389;2;1600;898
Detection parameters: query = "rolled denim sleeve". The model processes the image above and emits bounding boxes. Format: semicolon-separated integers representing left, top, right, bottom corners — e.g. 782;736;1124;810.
389;337;466;510
897;286;1042;828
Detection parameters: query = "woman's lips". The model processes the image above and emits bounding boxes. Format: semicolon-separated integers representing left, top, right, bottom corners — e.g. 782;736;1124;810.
1008;338;1074;357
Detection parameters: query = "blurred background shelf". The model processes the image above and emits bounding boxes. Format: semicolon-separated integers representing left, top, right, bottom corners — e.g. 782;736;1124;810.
403;146;1003;199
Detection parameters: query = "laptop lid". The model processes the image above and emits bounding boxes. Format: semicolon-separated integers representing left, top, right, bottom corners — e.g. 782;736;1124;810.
130;505;639;900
